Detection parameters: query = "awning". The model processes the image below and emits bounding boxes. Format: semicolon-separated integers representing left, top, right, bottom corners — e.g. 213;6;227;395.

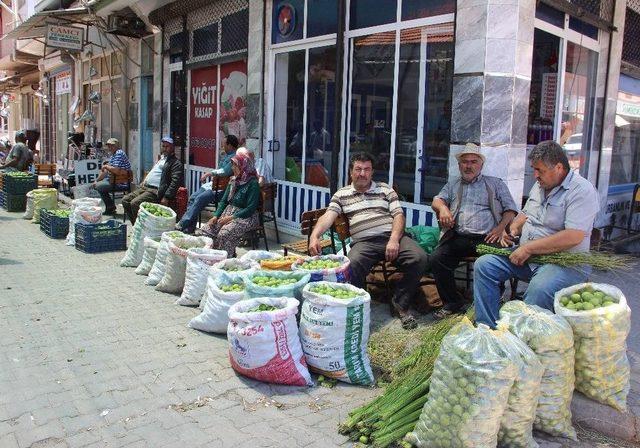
2;7;93;41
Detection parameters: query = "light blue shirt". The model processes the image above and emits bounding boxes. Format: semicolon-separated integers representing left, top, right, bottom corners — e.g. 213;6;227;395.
521;170;599;253
202;150;236;191
143;157;165;187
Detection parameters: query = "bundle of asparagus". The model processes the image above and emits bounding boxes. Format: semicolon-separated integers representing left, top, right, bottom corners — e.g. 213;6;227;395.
476;244;632;271
340;315;465;447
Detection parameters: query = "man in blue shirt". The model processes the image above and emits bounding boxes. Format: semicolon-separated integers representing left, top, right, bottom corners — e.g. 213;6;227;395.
176;134;238;233
473;140;599;328
92;138;131;215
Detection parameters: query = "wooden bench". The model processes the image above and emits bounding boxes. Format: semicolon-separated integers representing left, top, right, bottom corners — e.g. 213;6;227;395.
282;208;338;256
35;163;56;188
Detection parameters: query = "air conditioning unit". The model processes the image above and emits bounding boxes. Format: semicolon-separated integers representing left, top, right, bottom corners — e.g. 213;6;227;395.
107;14;149;38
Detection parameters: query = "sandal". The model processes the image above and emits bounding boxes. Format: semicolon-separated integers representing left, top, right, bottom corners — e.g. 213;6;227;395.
434;307;458;320
400;314;418;330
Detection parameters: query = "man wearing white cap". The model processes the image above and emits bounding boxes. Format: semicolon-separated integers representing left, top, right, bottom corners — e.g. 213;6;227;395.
429;143;518;318
122;136;183;223
92;137;131;215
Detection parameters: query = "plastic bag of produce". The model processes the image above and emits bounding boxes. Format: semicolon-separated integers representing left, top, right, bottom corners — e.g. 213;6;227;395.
156;236;212;294
120;202;176;267
145;231;184;286
240;250;282;263
499;301;577;440
299;282;374;385
554;283;631;412
177;248;228;306
408;319;517;448
227;296;313;386
291;255;351;282
496;325;544;448
245;270;311;300
32;188;58;223
135;237;161;276
189;272;247;333
260;255;303;271
199;258;258;310
65;199;102;246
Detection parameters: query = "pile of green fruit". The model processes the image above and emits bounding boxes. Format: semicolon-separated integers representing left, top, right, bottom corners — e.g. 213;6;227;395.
143;203;173;218
220;282;244;293
49;209;71;218
5;172;33;178
221;265;246;272
558;285;617;311
299;258;342;270
309;285;358;300
251;275;298;287
247;304;279;312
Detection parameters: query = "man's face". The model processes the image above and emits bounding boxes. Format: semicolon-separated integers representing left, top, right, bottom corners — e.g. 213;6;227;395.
532;160;564;191
223;138;234;153
161;142;174;156
351;160;373;190
458;154;483;182
106;143;116;153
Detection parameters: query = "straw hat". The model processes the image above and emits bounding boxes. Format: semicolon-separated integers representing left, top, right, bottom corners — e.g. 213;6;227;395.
455;143;485;163
106;137;119;146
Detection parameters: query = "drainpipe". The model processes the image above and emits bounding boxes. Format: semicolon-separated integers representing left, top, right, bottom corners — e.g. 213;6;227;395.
330;0;346;194
258;0;267;158
180;15;188;165
159;23;165;144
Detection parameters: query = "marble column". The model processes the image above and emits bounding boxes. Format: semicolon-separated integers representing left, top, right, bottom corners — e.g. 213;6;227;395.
245;0;266;155
449;0;535;203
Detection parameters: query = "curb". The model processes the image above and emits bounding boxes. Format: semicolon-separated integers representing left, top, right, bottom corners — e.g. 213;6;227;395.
571;391;640;442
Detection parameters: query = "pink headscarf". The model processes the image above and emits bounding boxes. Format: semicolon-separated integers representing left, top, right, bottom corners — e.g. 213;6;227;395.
228;153;257;199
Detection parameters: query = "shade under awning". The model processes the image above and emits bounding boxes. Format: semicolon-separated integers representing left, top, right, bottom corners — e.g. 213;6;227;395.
2;7;93;41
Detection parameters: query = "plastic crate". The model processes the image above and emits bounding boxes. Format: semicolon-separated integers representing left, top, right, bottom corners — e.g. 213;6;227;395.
75;220;127;253
0;191;27;212
2;174;37;195
40;209;70;239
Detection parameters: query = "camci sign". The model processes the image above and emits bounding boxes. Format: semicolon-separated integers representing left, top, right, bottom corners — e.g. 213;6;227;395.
45;24;84;51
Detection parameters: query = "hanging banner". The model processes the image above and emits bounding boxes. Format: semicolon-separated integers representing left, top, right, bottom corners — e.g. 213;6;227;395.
219;60;248;148
55;71;72;95
189;66;218;167
45;25;84;51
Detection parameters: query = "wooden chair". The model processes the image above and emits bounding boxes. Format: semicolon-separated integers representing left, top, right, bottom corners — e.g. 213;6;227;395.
198;175;231;226
260;183;280;244
35;163;56;188
239;188;269;254
282;208;337;256
109;170;133;222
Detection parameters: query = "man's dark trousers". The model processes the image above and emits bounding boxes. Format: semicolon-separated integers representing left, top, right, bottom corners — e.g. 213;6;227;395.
348;234;428;311
429;231;485;311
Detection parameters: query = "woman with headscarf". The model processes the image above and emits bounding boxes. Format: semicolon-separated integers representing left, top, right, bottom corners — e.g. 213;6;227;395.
198;153;260;256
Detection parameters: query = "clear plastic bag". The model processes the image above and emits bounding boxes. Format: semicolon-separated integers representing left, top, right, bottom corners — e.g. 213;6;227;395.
499;301;577;440
291;255;351;283
408;319;517;448
245;270;311;301
554;283;631;412
240;250;282;263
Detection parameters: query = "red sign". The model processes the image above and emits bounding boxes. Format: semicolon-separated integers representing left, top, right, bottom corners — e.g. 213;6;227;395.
219;60;247;148
189;66;218;167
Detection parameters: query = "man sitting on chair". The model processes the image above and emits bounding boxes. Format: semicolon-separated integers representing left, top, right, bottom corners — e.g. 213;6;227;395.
176;135;239;233
429;143;518;319
91;138;131;215
309;152;428;330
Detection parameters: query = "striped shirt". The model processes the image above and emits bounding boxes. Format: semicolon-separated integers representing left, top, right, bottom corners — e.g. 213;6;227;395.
109;149;131;170
327;182;403;242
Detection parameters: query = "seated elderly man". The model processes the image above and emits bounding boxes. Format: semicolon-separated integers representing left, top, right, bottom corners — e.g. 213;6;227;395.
91;138;131;215
309;152;428;329
122;137;183;224
0;131;29;172
473;140;599;328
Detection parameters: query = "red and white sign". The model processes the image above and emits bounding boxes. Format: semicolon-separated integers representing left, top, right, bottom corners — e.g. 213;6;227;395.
55;71;72;95
189;66;218;167
219;60;247;147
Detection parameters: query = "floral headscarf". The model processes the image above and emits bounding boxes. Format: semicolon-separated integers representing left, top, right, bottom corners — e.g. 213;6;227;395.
228;153;257;199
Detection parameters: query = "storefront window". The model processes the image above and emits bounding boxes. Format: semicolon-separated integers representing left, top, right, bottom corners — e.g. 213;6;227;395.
307;0;337;37
305;46;336;187
610;75;640;186
349;0;397;30
560;42;597;172
527;29;560;146
401;0;455;21
349;31;395;184
273;50;305;182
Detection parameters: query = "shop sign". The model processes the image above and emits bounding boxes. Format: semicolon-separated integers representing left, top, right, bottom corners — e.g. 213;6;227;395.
189;66;218;167
46;25;84;51
74;159;104;184
55;71;72;95
617;101;640;118
219;60;247;148
596;183;637;240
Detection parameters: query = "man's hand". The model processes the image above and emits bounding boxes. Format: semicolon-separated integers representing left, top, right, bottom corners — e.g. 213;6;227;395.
500;230;517;247
91;181;97;189
484;225;505;244
385;239;400;262
308;235;322;256
160;198;169;206
200;173;211;183
437;207;454;229
207;216;218;226
509;245;531;266
218;216;233;226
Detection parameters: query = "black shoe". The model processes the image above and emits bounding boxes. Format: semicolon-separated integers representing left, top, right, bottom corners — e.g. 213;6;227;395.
104;208;117;216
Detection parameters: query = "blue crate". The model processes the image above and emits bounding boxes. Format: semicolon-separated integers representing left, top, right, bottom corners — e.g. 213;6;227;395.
0;190;27;211
40;209;70;239
2;174;37;195
0;191;5;208
75;220;127;253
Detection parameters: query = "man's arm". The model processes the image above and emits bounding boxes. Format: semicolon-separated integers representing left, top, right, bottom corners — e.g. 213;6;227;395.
431;197;454;229
162;160;183;200
308;210;339;255
509;229;585;265
485;210;517;243
385;213;405;262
